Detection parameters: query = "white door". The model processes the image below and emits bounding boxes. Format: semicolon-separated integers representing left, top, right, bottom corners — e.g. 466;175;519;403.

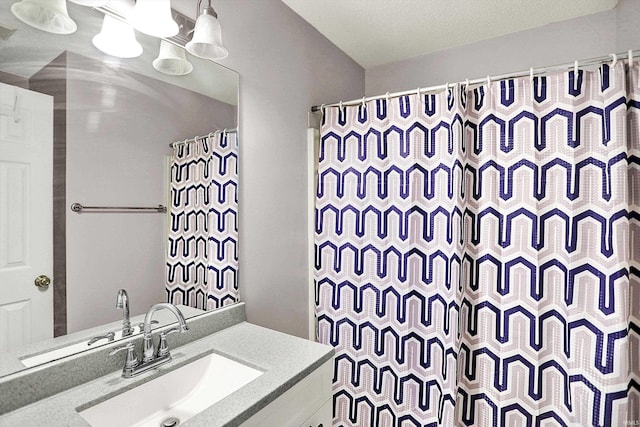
0;82;53;353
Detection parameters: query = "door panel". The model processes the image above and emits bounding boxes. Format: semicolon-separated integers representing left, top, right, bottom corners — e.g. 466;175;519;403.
0;299;31;351
0;82;53;352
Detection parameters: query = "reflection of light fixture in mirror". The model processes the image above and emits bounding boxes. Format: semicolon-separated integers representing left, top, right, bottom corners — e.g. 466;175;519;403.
11;0;78;34
129;0;178;38
68;0;110;6
92;15;142;58
185;0;228;61
153;40;193;76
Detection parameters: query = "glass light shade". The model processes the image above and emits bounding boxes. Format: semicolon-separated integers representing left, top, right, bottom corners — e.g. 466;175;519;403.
92;15;142;58
68;0;110;6
185;13;228;60
153;40;193;76
129;0;178;38
11;0;77;34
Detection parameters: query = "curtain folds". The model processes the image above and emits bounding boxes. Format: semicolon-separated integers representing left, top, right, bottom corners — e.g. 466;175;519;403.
166;131;239;311
315;61;640;426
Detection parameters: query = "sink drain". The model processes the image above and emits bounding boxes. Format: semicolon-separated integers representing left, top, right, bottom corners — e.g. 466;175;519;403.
160;417;180;427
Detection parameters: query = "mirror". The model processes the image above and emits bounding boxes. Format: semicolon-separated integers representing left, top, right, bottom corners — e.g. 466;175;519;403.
0;1;239;377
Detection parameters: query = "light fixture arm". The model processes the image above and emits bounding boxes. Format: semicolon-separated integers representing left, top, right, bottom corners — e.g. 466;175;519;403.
196;0;218;18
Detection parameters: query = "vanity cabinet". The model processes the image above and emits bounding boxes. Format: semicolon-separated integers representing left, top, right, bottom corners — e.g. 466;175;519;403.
301;398;332;426
241;359;333;427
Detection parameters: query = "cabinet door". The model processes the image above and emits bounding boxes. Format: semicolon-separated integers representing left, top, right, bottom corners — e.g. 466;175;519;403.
241;360;332;427
300;398;332;427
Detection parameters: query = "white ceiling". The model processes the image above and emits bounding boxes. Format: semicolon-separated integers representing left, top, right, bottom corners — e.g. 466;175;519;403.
281;0;618;68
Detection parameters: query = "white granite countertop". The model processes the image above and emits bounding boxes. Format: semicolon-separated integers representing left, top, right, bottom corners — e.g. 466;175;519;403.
0;322;333;427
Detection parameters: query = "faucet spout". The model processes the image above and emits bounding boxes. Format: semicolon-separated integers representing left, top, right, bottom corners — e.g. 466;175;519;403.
116;289;133;337
142;303;189;363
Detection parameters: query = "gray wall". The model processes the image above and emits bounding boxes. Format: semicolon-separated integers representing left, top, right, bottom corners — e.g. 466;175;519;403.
215;0;365;338
366;0;640;95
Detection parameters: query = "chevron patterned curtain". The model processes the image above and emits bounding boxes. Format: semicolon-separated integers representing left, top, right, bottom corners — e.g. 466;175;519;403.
166;131;239;311
315;61;640;426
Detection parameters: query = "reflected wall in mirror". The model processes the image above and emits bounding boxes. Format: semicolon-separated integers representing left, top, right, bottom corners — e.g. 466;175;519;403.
0;1;239;377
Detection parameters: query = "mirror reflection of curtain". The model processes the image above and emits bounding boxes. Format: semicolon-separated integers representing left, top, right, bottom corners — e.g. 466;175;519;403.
315;61;640;426
166;131;238;310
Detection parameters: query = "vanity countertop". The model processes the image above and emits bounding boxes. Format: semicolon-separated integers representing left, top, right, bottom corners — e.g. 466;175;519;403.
0;321;334;426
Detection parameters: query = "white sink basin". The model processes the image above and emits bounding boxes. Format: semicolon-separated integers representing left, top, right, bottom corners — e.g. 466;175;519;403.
78;352;263;427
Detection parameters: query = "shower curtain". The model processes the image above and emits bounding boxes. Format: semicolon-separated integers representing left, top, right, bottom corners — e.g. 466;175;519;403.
166;131;239;311
315;61;639;426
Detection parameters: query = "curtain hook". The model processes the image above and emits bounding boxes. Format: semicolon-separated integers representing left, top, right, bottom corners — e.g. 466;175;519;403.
629;50;634;68
486;75;491;86
529;68;535;101
385;92;390;103
320;104;325;115
361;96;367;109
339;100;343;112
465;78;469;90
610;53;617;68
574;60;579;75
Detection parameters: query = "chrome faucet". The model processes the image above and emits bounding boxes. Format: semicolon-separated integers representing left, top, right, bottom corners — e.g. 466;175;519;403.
110;303;189;378
116;289;133;337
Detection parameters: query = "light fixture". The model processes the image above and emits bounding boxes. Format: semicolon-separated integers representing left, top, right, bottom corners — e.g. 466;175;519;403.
92;15;142;58
68;0;110;6
153;40;193;76
185;0;228;61
129;0;178;38
11;0;77;34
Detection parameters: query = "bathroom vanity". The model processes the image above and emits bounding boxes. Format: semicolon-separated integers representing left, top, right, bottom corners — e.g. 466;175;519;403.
0;303;333;426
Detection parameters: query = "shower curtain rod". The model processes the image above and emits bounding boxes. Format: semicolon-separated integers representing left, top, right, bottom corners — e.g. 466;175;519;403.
169;128;238;148
310;49;639;112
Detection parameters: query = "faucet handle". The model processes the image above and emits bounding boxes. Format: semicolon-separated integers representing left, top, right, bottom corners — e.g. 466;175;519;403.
156;327;180;358
137;320;159;333
109;342;139;370
87;331;116;346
